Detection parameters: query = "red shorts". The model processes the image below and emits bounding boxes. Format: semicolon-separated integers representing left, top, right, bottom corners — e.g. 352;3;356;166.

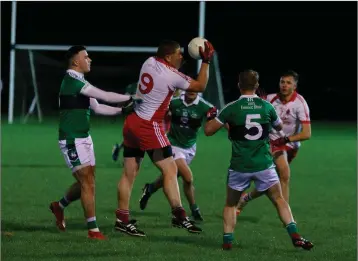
270;142;299;164
123;113;171;151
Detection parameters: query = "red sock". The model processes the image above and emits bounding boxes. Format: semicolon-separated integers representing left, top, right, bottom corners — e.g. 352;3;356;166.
115;209;129;223
172;206;187;220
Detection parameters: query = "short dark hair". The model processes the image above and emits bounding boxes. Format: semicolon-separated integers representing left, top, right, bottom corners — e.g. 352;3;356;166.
281;70;299;83
156;40;180;59
239;70;259;91
65;45;86;63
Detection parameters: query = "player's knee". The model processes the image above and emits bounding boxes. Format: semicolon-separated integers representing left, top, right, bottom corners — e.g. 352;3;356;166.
183;176;194;186
273;195;288;209
161;161;178;178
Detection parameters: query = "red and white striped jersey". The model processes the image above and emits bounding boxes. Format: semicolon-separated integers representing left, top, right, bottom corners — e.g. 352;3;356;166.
134;57;192;121
266;91;310;149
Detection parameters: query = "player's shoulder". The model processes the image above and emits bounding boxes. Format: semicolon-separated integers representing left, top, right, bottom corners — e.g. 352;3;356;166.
153;57;191;82
296;93;308;103
220;99;240;112
66;71;87;84
294;93;310;109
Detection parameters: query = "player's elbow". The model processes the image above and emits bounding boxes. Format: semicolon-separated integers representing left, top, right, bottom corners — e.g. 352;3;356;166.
187;80;206;93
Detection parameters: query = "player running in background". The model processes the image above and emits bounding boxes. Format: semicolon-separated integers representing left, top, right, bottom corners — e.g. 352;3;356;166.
237;70;311;214
50;45;134;240
204;70;313;250
114;39;215;237
139;91;218;221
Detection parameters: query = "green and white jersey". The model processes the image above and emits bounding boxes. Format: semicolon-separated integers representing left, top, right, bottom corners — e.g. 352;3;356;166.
217;94;281;173
168;95;214;148
58;69;91;141
125;82;137;96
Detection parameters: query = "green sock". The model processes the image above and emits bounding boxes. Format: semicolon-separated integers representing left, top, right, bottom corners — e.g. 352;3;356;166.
223;233;234;244
87;217;99;232
286;222;298;236
190;204;199;213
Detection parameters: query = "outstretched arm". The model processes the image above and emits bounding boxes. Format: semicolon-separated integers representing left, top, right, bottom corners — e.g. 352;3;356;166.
81;84;131;104
90;98;122;115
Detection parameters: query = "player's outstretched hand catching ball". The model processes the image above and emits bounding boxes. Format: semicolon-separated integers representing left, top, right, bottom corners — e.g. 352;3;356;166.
199;41;215;64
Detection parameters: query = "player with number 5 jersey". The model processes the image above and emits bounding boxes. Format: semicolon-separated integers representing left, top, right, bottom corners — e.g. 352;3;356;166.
114;40;215;237
204;70;313;251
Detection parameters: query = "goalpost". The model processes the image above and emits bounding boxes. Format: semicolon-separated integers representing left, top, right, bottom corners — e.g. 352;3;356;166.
8;1;225;124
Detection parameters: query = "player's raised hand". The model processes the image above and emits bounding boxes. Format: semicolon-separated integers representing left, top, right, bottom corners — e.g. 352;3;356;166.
199;41;215;64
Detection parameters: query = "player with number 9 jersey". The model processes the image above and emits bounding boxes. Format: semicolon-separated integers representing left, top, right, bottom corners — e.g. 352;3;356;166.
115;40;215;237
123;56;192;150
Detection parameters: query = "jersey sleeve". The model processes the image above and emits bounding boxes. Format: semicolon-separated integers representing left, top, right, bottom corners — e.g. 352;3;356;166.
268;103;282;127
169;69;192;91
216;106;230;125
297;96;310;123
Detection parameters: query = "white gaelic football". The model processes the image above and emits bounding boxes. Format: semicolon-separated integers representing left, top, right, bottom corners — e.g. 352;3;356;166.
188;37;208;60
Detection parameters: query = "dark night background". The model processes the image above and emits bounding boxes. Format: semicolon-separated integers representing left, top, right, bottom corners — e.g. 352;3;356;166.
1;1;357;121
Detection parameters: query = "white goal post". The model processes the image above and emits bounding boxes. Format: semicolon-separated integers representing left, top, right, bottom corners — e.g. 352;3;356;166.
8;1;224;124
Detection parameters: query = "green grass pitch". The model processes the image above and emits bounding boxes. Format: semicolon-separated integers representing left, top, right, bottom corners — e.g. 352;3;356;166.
2;118;357;261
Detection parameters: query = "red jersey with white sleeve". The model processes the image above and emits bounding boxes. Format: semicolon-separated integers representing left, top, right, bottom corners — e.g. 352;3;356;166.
266;91;310;150
123;57;192;151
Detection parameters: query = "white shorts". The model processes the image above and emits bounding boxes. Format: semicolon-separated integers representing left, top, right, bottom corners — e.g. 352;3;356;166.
59;136;95;172
172;144;196;165
227;165;279;192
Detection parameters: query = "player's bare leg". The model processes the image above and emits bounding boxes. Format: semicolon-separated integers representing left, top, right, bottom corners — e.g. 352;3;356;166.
151;149;202;233
72;165;106;239
273;151;291;203
176;158;203;221
115;156;146;236
266;183;313;250
223;186;242;250
154;157;181;207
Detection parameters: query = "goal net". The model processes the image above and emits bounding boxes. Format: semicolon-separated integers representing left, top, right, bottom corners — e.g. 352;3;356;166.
12;46;225;122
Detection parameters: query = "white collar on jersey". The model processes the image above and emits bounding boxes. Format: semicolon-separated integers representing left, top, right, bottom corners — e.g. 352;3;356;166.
238;94;258;100
181;94;200;106
66;69;84;79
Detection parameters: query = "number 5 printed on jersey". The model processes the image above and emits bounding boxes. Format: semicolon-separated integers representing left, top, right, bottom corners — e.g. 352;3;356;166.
244;114;263;140
138;73;154;94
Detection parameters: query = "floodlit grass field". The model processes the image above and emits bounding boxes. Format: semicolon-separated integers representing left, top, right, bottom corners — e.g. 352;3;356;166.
2;118;357;261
